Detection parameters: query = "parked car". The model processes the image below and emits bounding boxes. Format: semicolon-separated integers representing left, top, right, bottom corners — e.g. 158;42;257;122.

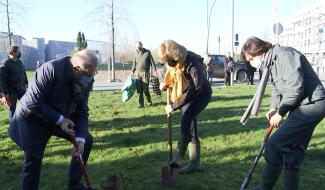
204;54;249;82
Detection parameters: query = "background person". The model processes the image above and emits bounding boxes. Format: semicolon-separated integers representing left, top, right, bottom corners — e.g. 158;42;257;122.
131;41;158;108
0;46;28;121
246;61;256;85
205;56;214;84
224;55;233;86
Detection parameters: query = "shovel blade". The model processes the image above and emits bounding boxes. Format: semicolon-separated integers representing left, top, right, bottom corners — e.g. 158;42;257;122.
162;165;179;188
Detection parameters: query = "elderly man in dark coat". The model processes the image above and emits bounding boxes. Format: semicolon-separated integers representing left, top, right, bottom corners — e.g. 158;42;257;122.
8;49;98;190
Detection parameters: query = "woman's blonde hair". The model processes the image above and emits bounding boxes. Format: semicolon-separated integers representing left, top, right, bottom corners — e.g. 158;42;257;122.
158;40;188;63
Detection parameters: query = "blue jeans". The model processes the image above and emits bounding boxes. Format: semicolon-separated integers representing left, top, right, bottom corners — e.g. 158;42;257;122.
180;93;211;143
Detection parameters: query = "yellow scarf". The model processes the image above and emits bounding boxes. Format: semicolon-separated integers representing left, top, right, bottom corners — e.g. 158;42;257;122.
164;63;189;104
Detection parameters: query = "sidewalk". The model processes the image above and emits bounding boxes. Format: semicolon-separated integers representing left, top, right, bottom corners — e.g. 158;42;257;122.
92;72;325;92
92;77;226;91
92;76;125;92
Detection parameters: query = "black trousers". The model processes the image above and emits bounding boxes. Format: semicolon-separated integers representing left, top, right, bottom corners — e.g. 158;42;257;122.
9;98;17;121
180;93;211;143
224;71;230;85
265;99;325;170
248;71;254;84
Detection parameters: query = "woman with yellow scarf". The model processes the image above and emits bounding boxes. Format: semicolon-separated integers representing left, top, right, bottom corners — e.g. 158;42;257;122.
158;40;212;174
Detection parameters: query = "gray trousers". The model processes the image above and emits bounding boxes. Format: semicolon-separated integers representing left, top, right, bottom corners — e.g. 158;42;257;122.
265;99;325;170
136;71;151;106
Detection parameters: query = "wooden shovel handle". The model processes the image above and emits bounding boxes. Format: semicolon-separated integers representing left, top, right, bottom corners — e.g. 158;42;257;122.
167;88;173;161
70;134;92;188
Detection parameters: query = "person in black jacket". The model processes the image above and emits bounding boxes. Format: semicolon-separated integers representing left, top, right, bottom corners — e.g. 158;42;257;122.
241;36;325;190
224;55;233;86
158;40;212;174
245;61;256;85
0;46;28;120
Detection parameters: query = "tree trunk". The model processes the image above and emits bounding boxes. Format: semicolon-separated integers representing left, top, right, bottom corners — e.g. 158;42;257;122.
111;0;116;81
6;0;12;47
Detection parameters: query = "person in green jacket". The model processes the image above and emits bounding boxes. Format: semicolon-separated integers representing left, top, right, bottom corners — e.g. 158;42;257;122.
131;41;158;108
0;46;28;120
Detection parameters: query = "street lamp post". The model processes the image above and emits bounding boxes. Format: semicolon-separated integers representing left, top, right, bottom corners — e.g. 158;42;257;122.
218;35;221;54
231;0;234;58
0;0;12;47
206;0;217;55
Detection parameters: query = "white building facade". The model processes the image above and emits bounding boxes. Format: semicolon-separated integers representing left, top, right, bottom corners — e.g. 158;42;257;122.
0;32;110;69
272;0;325;73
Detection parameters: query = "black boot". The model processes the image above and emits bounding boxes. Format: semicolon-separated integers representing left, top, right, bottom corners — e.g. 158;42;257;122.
250;163;282;190
169;135;190;168
283;169;299;190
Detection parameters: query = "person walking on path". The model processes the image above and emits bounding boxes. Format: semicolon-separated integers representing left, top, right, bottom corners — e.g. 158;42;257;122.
131;41;158;108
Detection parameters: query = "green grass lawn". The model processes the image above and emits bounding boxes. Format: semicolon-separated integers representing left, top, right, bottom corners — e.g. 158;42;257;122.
0;85;325;190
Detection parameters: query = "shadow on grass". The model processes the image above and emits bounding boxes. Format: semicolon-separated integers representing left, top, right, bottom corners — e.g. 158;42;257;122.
2;127;325;190
87;104;270;149
0;144;262;190
3;141;325;190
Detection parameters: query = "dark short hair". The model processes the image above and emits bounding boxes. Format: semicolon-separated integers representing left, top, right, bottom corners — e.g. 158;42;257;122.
8;46;20;56
240;36;272;61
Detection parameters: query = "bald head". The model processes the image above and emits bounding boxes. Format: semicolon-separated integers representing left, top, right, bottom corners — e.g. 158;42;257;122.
135;41;143;47
71;49;98;75
135;41;143;51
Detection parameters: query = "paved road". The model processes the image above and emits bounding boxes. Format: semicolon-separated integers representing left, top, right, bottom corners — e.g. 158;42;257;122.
93;72;325;92
92;77;226;91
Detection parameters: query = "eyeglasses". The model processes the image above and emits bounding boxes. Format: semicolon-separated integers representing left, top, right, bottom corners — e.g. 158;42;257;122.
76;66;97;77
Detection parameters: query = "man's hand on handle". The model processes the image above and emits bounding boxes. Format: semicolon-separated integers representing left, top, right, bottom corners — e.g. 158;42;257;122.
60;119;85;156
60;117;75;135
74;141;85;156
